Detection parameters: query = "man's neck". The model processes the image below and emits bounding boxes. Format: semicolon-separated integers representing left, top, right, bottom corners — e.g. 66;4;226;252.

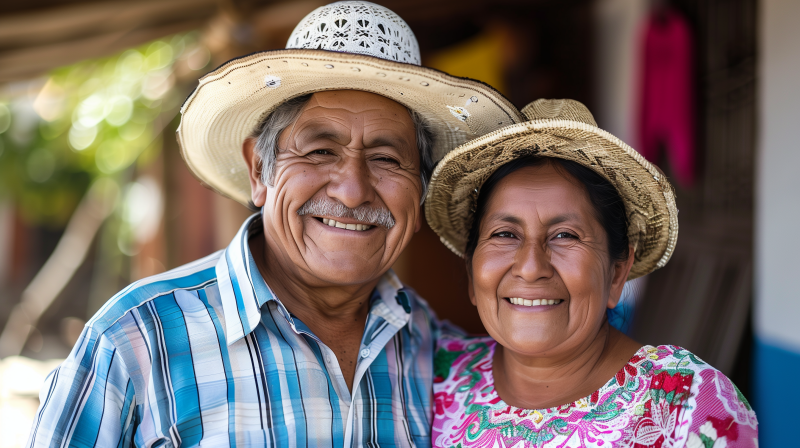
492;322;641;410
248;231;378;392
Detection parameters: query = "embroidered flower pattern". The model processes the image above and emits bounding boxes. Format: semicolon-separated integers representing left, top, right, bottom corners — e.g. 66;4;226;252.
432;335;759;448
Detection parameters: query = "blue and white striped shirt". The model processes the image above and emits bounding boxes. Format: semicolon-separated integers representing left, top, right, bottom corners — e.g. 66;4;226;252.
28;214;439;447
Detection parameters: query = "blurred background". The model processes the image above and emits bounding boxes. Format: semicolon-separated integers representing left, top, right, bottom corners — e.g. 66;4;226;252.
0;0;796;446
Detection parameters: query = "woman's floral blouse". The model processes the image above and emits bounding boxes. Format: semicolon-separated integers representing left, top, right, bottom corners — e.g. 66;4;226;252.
432;333;758;448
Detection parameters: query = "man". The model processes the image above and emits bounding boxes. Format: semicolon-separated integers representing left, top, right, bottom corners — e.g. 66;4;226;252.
28;2;521;447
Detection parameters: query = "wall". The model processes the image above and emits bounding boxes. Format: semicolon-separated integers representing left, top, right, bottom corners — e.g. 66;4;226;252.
592;0;647;143
755;0;800;444
592;0;651;332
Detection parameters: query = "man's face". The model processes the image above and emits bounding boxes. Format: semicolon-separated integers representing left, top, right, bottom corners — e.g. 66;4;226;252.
248;90;423;288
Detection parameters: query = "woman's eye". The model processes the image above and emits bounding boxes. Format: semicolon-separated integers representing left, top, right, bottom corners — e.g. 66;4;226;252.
491;231;516;239
554;232;577;239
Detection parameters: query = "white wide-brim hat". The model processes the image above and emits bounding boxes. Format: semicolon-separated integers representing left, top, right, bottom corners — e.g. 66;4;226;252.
425;99;679;280
177;1;523;206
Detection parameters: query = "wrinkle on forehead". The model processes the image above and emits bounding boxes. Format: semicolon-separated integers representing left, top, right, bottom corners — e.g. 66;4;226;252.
305;90;409;114
280;90;416;152
296;97;413;131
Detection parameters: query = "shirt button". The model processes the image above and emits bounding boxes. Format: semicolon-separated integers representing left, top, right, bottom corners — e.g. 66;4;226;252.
360;348;371;358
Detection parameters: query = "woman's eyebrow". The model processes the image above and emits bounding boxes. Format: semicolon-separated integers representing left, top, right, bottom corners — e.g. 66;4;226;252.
486;212;582;226
545;213;581;226
486;213;524;226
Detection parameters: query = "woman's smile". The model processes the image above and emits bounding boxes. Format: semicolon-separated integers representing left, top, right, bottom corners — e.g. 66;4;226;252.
503;297;565;307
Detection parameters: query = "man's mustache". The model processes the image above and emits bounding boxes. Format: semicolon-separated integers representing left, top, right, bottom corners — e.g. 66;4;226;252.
297;198;396;229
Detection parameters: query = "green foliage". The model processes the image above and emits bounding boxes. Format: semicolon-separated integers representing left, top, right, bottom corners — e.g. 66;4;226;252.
0;32;204;226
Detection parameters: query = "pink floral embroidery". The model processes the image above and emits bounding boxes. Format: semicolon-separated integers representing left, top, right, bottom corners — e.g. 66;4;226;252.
432;334;758;447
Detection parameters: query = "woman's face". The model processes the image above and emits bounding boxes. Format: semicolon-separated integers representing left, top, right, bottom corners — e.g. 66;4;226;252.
469;162;631;357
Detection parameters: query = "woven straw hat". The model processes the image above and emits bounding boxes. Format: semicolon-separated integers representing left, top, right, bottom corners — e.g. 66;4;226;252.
177;1;522;206
425;99;678;280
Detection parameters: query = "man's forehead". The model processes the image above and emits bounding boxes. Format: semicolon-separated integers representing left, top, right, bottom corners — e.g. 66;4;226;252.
289;116;416;151
303;90;410;116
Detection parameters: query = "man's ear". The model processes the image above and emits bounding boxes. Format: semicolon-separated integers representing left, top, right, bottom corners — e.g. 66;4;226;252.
243;138;268;207
606;244;636;309
414;210;423;233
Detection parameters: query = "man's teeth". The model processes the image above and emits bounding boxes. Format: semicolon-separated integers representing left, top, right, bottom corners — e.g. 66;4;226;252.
508;298;563;307
321;218;372;231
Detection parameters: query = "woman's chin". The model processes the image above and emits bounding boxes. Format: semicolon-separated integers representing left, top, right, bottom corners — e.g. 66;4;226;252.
491;331;565;357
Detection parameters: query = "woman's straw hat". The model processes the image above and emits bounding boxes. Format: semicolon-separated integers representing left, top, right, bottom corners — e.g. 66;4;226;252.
425;99;678;280
177;1;523;206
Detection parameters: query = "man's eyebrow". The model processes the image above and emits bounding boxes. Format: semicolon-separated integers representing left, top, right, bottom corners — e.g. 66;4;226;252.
294;122;350;143
366;135;412;149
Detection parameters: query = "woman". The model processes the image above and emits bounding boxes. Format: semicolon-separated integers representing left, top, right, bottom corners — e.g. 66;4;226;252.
424;99;758;447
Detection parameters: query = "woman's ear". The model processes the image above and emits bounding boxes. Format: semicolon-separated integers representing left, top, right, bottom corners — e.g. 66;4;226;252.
466;262;478;307
243;138;268;207
606;244;636;309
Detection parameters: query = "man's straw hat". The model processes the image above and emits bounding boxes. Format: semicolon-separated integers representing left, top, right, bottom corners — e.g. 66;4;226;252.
425;99;678;280
177;1;523;206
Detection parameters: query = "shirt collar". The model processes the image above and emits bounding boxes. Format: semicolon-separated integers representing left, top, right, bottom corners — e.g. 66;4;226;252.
216;213;412;345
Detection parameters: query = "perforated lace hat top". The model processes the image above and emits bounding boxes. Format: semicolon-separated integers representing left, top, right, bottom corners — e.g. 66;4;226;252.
177;1;523;206
287;1;421;65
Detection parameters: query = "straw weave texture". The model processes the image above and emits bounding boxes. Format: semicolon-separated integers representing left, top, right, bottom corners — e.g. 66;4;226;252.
425;99;678;280
177;50;522;205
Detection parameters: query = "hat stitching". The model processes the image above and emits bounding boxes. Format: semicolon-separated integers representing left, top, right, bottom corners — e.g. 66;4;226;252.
185;50;521;124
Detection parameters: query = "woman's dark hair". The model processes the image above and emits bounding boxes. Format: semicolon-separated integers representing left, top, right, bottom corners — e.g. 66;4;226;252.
464;155;630;264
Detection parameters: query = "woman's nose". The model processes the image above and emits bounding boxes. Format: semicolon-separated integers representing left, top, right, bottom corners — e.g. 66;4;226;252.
326;156;376;209
512;241;554;282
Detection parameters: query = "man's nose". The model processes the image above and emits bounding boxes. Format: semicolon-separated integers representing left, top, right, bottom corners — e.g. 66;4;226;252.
512;240;554;282
326;156;376;208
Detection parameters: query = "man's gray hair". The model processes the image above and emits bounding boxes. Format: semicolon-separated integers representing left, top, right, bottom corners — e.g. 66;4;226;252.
249;93;435;203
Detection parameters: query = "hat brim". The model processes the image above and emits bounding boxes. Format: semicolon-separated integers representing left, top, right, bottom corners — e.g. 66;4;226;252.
177;49;523;206
424;119;679;280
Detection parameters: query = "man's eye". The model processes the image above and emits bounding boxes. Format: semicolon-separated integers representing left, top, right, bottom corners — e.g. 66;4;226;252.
373;156;399;164
309;149;331;155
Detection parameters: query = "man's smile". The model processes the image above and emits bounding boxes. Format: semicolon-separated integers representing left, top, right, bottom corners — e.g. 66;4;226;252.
316;217;375;232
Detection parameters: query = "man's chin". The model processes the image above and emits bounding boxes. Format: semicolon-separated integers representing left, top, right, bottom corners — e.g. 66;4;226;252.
304;256;389;287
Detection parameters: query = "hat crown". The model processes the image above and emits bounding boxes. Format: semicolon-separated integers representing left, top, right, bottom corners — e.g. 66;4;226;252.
520;98;598;127
286;1;421;66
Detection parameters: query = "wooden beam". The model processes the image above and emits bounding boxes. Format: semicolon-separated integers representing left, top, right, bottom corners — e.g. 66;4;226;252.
0;18;208;82
0;0;218;47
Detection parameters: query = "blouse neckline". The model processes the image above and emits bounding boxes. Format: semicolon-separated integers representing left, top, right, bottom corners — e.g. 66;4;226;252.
483;340;654;413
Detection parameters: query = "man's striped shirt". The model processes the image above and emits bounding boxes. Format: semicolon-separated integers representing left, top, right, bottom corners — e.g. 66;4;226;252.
27;214;439;447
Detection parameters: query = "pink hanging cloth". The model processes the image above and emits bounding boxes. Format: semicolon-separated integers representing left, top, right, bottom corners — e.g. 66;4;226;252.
637;8;696;188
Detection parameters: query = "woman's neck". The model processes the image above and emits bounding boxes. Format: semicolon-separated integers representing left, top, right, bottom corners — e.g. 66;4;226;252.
492;322;641;410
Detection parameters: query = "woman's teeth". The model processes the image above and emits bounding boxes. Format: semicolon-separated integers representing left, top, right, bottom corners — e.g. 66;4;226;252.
321;218;372;231
508;298;563;307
